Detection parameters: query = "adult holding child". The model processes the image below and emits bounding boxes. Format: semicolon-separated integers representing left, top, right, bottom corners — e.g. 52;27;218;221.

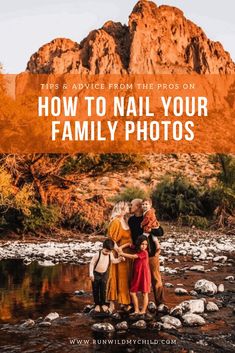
107;201;132;312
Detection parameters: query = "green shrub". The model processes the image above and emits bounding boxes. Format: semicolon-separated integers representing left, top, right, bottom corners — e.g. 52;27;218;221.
152;175;204;220
61;153;148;175
64;212;105;234
23;204;60;233
209;154;235;189
0;167;35;231
111;186;149;202
202;155;235;227
179;215;209;229
201;186;235;228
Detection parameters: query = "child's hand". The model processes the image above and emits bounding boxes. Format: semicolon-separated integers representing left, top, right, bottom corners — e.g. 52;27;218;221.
120;256;126;262
90;276;94;282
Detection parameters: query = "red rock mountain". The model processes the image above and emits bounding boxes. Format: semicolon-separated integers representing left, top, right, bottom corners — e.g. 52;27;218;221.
26;0;235;75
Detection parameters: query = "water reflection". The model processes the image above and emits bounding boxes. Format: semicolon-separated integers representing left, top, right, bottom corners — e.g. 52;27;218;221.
0;260;91;323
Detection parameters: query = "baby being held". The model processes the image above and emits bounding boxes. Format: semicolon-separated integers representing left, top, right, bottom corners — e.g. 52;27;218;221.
141;198;161;256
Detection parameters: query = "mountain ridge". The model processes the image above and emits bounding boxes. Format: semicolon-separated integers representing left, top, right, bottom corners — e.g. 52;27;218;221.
26;0;235;75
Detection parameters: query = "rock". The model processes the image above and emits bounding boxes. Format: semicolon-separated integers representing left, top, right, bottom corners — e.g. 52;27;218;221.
39;321;52;327
26;0;235;76
149;321;162;330
217;284;225;293
225;276;234;281
175;288;188;295
179;299;205;314
206;302;219;312
161;315;182;328
182;313;206;326
199;253;207;261
190;290;198;296
162;322;177;330
148;301;157;313
92;323;115;333
74;290;85;296
179;250;187;256
115;321;128;330
131;320;146;329
165;283;174;288
111;312;121;320
45;312;59;321
190;265;205;272
141;313;153;322
170;306;183;317
158;304;169;314
83;304;93;313
23;258;32;265
19;319;35;329
195;279;217;295
213;256;227;263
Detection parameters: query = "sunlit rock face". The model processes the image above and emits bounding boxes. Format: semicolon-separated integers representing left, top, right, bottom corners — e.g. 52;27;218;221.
26;0;235;74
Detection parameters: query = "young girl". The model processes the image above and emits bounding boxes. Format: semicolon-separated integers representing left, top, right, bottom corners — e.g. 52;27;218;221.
119;235;151;316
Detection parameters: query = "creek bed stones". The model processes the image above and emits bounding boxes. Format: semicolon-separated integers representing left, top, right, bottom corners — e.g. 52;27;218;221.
194;279;217;295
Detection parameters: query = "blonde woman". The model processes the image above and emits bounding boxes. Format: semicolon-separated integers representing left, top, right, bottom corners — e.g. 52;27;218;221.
107;201;132;312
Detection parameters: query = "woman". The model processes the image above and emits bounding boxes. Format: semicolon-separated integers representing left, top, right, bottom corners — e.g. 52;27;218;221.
107;201;132;312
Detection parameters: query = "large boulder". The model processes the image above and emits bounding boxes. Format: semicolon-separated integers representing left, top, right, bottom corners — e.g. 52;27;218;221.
161;315;182;328
19;319;35;329
158;304;169;314
206;302;219;312
91;323;115;332
175;288;188;295
131;320;147;329
179;299;205;314
45;312;59;321
116;321;128;330
194;279;217;295
182;313;206;326
190;265;205;272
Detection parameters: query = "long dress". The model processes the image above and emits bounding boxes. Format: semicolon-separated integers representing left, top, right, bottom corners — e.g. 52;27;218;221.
107;218;132;305
130;249;151;293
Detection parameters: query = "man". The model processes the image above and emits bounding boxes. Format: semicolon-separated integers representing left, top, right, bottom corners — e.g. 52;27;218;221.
128;199;165;306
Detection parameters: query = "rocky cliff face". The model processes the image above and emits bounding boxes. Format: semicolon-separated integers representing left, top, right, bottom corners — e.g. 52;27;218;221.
26;0;235;74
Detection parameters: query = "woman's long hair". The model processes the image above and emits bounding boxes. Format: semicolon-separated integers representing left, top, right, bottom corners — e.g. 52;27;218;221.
110;201;130;220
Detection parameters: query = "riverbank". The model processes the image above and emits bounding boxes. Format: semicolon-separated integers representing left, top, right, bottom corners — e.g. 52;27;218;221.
0;226;234;353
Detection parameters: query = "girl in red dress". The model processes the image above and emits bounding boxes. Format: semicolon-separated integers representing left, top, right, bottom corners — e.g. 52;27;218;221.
119;235;151;315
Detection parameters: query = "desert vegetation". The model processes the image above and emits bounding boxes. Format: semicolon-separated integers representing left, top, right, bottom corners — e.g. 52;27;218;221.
0;153;234;236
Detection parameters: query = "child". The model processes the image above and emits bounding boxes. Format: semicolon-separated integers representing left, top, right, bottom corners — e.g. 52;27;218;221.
141;198;161;257
89;239;124;313
119;235;151;316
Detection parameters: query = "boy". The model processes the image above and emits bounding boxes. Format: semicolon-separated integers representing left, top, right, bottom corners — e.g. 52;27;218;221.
89;239;124;312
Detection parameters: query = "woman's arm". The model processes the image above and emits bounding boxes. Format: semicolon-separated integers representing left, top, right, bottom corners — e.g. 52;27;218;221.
119;242;132;250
